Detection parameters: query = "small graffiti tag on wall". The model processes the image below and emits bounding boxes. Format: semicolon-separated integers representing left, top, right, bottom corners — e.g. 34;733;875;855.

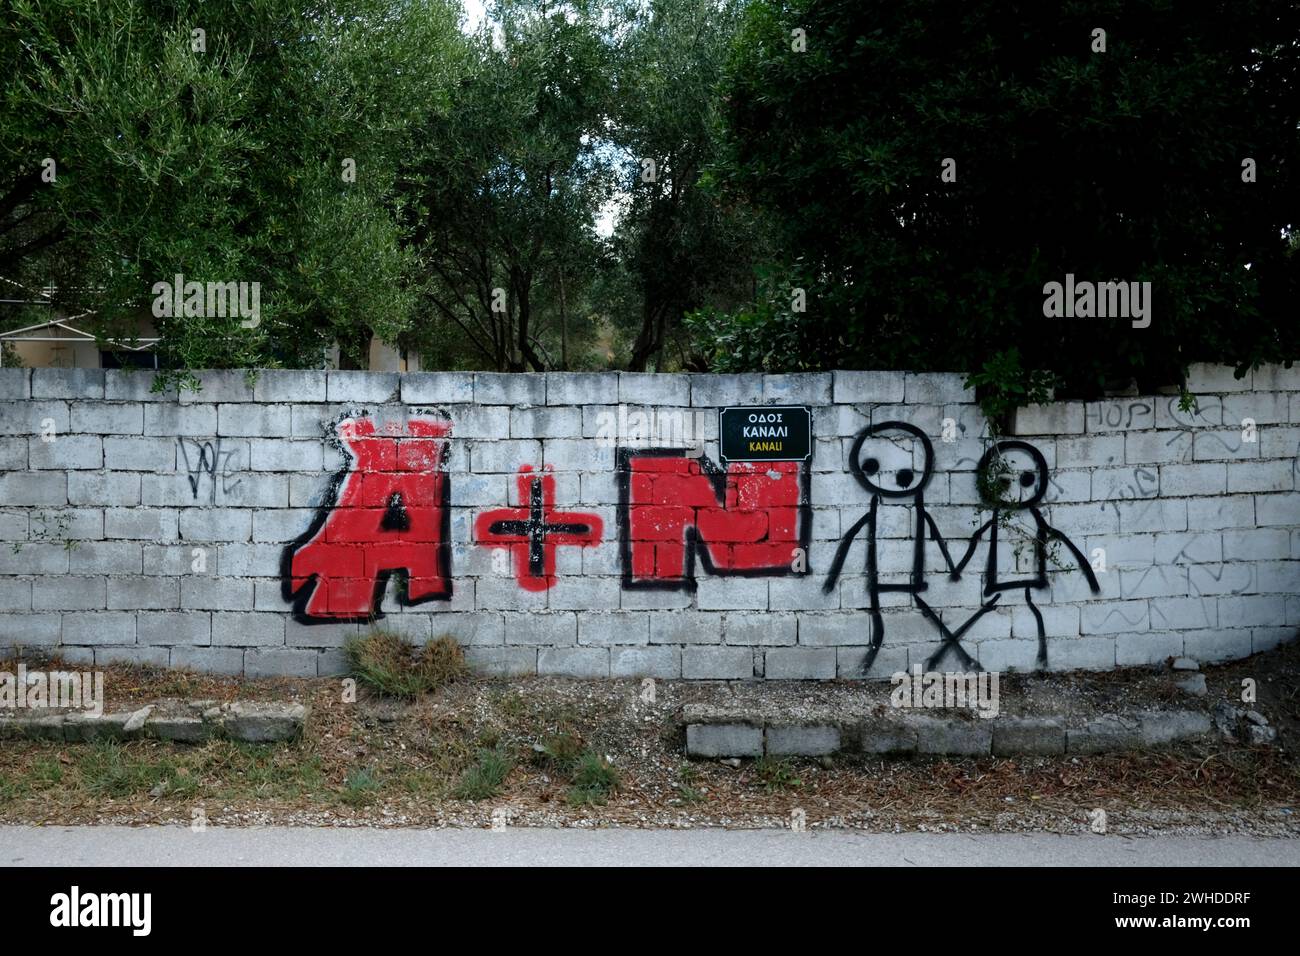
178;437;241;504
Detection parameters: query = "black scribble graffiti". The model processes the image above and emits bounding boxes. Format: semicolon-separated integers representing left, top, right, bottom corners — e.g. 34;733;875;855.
1162;431;1193;462
1150;598;1214;629
823;422;966;673
1101;607;1145;629
1189;563;1254;596
1163;395;1222;428
1196;431;1245;456
953;440;1101;669
1124;564;1184;599
1132;466;1158;494
1170;530;1216;567
1105;466;1158;520
1048;476;1065;498
178;437;242;504
1089;400;1152;430
1127;566;1156;594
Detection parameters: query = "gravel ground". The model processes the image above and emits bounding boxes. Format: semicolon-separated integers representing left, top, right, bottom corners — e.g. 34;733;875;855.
1;643;1297;836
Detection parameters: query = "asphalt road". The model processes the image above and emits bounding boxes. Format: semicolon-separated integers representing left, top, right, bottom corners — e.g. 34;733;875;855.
2;826;1297;866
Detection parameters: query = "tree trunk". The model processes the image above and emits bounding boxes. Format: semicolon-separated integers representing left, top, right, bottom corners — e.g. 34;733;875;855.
558;265;568;370
628;300;665;371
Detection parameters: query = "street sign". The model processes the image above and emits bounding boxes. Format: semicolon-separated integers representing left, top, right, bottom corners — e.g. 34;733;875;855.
718;406;812;463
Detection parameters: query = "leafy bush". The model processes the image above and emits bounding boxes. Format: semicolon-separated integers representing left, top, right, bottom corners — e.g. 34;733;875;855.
964;348;1061;433
684;269;815;373
714;0;1300;396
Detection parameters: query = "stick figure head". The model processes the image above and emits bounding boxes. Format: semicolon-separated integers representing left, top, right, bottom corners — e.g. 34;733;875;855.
849;421;933;498
976;440;1048;509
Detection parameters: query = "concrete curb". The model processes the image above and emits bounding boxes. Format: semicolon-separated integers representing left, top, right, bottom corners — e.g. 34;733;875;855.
683;706;1215;758
0;700;308;744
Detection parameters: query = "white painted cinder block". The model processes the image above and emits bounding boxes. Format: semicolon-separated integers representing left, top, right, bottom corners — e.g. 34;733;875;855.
0;367;1296;676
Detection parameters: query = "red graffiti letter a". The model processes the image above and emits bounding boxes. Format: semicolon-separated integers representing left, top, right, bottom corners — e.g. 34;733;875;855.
286;417;452;620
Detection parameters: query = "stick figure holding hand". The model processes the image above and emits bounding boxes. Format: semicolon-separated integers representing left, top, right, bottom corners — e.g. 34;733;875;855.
952;440;1101;667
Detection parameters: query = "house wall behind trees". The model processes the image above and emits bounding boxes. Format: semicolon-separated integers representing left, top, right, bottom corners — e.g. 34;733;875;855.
2;325;414;373
0;365;1296;679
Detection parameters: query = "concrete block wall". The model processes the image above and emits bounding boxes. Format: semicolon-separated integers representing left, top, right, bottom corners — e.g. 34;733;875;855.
0;364;1296;679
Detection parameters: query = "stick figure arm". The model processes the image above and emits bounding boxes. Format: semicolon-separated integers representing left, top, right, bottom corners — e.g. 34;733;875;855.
921;510;961;576
1046;525;1101;593
822;512;871;594
947;517;993;579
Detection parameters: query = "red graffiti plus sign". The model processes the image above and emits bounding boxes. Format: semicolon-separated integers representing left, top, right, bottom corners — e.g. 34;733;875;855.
475;465;603;591
286;416;452;620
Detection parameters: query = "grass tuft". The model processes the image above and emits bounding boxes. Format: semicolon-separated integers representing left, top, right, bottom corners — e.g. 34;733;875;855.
675;762;706;804
341;767;383;806
565;751;619;806
77;741;197;799
454;747;514;801
344;631;468;698
754;756;803;793
532;731;584;775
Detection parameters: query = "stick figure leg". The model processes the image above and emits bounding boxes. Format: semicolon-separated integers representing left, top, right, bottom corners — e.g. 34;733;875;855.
1025;585;1047;668
859;605;885;675
917;594;999;671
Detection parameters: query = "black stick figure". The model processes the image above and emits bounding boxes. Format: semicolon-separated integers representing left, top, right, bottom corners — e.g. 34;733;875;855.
823;422;971;672
952;440;1101;667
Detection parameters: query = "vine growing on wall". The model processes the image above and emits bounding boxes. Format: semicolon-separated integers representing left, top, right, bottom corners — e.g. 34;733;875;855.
964;348;1060;437
965;354;1071;572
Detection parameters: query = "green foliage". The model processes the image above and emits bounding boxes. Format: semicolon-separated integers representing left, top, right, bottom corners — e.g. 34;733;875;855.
973;444;1015;509
341;766;383;806
964;348;1061;432
529;733;619;804
674;763;706;803
344;631;468;699
453;746;514;800
714;0;1300;394
532;731;585;776
2;0;462;374
7;0;1293;385
683;267;815;372
77;741;197;798
753;755;802;792
406;0;619;371
606;0;774;370
565;750;619;806
202;742;325;801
